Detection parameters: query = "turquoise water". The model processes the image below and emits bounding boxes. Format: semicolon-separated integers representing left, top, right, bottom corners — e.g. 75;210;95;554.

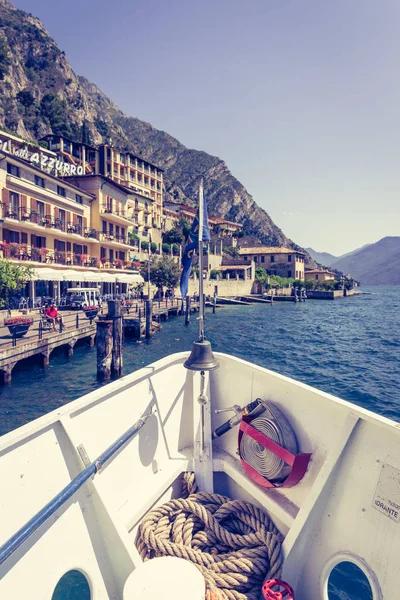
0;286;399;600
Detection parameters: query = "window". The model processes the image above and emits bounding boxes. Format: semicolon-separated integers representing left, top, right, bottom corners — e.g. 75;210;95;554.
34;175;45;188
9;192;19;216
288;255;292;262
288;270;292;278
102;220;107;233
75;194;83;204
59;209;66;224
100;247;106;259
36;201;45;217
254;256;258;262
7;163;20;177
261;256;265;263
77;215;83;230
109;249;114;261
109;223;114;236
315;274;319;280
57;185;66;197
244;256;248;261
270;256;275;263
9;230;20;243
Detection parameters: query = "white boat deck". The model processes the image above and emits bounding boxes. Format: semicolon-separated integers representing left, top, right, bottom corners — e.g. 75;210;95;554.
0;351;398;599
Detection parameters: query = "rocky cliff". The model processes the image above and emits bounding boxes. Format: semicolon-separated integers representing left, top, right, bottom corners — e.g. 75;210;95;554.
0;0;309;256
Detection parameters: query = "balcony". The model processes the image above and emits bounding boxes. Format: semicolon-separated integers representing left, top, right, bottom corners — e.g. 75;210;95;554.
99;233;130;247
0;243;100;268
0;204;89;240
100;204;135;225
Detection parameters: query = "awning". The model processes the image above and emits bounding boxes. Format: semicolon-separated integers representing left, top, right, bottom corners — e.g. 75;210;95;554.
62;269;87;282
82;271;103;283
33;268;65;281
99;272;117;283
116;272;144;284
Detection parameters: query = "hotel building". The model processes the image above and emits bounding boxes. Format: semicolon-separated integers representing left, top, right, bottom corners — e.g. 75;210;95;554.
0;130;143;300
41;135;164;245
238;247;305;280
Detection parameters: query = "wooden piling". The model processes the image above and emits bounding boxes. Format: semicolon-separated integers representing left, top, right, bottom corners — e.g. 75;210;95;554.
96;318;113;381
213;294;216;314
109;300;123;378
185;296;191;325
145;299;153;339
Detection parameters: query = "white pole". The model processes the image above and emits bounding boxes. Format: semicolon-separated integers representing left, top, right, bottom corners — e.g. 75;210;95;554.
198;180;205;342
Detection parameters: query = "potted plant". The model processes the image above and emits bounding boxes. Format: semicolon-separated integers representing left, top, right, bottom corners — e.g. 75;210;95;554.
83;305;100;319
4;317;33;337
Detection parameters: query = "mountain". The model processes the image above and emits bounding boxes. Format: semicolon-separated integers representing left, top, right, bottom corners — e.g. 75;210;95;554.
305;248;337;267
0;0;313;261
330;237;400;284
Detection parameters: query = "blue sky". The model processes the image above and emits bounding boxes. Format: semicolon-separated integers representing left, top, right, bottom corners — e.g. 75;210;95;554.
13;0;400;255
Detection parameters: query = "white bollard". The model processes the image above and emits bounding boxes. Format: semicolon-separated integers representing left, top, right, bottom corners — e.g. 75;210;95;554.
124;556;205;600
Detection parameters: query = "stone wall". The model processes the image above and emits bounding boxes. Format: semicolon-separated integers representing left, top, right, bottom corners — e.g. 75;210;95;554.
187;278;256;297
306;290;344;300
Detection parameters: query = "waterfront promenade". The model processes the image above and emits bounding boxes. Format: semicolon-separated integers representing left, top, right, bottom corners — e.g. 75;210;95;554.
0;297;202;384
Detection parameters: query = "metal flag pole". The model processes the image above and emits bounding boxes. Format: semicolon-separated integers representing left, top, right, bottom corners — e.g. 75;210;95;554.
198;180;205;342
147;234;151;300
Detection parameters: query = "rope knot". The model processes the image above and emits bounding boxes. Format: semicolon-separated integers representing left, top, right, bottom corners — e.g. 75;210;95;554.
136;473;283;600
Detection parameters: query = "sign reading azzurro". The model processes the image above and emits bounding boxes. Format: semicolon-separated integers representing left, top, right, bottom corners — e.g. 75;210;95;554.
0;139;84;176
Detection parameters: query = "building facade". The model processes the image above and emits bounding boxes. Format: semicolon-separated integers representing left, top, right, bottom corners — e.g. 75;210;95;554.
238;247;305;280
305;269;335;282
0;131;143;300
41;135;164;244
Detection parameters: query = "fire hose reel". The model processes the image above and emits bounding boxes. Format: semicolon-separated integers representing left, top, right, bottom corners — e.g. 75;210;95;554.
238;401;311;488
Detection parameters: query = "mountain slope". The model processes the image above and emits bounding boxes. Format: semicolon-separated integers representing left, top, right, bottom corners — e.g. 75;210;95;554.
305;248;337;267
0;0;313;258
331;237;400;284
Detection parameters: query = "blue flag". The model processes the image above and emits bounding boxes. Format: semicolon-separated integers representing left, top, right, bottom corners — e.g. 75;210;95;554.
180;187;210;300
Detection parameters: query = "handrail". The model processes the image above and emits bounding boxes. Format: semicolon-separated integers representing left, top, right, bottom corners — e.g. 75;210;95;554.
0;411;153;566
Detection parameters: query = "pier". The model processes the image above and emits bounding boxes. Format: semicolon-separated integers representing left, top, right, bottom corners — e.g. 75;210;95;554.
0;311;97;384
0;298;204;384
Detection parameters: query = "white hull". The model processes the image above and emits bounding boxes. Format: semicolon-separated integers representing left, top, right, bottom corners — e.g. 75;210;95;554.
0;351;397;599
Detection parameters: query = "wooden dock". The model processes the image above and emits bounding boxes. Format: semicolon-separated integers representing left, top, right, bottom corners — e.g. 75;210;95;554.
0;311;96;384
0;299;203;383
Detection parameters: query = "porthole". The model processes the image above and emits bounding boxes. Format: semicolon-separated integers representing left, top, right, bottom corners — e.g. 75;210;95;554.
52;569;91;600
328;561;373;600
321;552;382;600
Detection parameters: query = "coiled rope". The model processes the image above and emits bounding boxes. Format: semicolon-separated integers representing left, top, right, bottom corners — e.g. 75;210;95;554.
135;472;283;600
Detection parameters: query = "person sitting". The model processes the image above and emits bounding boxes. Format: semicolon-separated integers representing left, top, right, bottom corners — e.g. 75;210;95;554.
45;303;62;331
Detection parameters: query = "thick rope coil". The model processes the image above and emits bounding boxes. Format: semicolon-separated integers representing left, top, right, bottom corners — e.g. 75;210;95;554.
135;472;283;600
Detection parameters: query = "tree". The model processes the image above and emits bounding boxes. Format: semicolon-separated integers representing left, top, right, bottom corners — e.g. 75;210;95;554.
179;217;191;240
0;35;11;81
223;246;239;258
0;260;33;307
163;226;183;245
162;243;171;254
255;267;267;286
144;257;180;294
210;269;221;280
150;242;158;254
140;240;149;251
40;94;71;137
16;90;35;108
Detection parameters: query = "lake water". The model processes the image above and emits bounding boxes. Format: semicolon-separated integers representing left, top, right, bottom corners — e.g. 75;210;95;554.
1;286;399;600
1;286;398;436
